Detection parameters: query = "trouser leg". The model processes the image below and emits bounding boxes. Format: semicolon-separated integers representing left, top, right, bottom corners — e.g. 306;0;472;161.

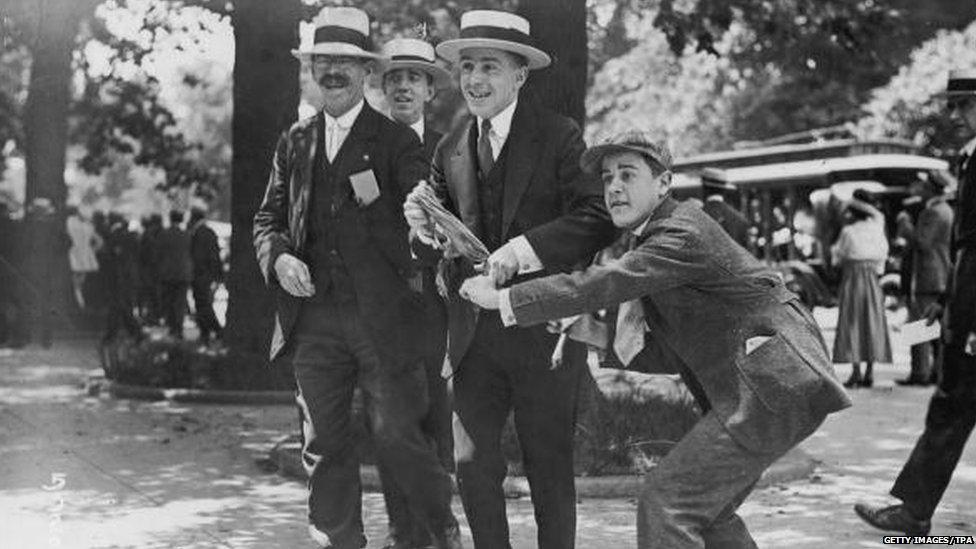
637;413;793;549
290;303;365;549
191;278;221;340
511;336;585;549
354;312;456;544
453;319;514;549
891;343;976;519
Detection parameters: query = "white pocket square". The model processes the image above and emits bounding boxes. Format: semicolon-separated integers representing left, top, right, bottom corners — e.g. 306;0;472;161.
745;336;773;356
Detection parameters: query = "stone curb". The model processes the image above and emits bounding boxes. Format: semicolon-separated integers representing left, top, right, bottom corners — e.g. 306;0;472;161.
268;441;817;499
87;377;294;406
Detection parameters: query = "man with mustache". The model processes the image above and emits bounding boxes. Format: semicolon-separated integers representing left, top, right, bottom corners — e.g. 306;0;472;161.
378;37;454;549
459;131;852;549
404;9;616;549
253;7;460;549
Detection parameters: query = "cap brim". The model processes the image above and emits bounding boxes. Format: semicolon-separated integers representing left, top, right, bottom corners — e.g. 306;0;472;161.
378;59;452;89
580;143;668;175
436;38;550;70
292;42;382;61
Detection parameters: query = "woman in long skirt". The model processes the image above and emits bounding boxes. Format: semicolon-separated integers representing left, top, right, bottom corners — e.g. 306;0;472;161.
831;191;892;387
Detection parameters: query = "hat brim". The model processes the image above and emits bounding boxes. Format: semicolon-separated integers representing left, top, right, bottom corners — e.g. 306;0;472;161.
292;42;382;61
436;38;550;70
932;90;976;99
378;59;452;89
580;143;668;175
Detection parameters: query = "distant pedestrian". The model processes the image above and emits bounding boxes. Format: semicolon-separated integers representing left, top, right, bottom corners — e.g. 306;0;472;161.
102;212;141;343
831;189;892;388
189;207;223;343
65;206;103;311
701;181;750;248
156;210;192;339
138;214;163;325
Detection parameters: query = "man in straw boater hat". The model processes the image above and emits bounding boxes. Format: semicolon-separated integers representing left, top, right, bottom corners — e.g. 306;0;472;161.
253;7;461;549
377;36;455;549
458;130;851;549
854;70;976;537
403;9;616;549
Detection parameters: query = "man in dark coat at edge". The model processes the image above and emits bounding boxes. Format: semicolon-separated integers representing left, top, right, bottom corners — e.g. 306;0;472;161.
855;70;976;537
252;7;460;549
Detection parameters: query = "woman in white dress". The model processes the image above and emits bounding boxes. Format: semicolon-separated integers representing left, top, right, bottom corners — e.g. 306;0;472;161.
65;206;103;309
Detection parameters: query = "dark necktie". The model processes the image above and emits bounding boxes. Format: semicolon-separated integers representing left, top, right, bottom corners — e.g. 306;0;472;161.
477;118;494;177
614;232;646;366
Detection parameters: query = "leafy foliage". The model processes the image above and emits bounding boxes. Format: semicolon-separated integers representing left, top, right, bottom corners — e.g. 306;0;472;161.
856;20;976;158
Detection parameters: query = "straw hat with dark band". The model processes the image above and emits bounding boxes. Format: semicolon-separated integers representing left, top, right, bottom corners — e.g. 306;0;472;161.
436;10;551;70
935;70;976;99
291;7;381;61
380;38;451;89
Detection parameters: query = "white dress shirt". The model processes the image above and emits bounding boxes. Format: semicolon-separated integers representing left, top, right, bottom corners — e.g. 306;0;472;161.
410;118;425;143
477;98;518;161
324;99;364;162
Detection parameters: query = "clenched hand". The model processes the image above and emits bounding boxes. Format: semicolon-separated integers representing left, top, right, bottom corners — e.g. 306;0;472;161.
274;253;315;297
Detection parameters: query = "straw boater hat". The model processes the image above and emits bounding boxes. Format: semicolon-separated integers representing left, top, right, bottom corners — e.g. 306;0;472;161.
935;70;976;99
291;7;381;61
380;38;451;89
436;10;551;70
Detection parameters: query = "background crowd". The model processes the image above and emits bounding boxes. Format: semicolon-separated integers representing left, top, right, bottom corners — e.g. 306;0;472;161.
0;203;224;349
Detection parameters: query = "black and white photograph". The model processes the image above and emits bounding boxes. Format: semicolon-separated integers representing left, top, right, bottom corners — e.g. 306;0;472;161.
1;0;975;547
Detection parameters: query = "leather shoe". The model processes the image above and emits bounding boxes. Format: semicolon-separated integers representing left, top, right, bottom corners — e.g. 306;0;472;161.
854;503;930;536
896;377;923;386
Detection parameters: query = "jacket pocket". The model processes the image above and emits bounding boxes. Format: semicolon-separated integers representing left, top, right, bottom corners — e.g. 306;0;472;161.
732;332;822;413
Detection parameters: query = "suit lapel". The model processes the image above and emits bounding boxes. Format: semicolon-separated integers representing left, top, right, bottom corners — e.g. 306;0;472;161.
448;119;483;238
291;113;319;251
501;100;540;239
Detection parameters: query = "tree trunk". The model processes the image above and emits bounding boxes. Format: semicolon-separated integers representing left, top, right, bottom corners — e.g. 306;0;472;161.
21;0;86;206
224;0;301;364
518;0;587;126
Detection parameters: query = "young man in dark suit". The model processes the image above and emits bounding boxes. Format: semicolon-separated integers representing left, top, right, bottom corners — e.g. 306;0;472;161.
855;70;976;538
460;130;852;549
253;7;459;549
403;10;616;549
378;37;454;549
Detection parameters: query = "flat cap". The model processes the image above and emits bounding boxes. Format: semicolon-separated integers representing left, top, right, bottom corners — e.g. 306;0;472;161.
580;130;673;175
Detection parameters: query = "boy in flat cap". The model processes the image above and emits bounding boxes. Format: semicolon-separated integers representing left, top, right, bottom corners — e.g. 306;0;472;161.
461;130;851;549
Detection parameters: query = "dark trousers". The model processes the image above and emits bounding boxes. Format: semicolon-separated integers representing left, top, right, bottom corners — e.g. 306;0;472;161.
160;281;188;338
191;278;222;341
891;340;976;519
380;291;453;547
908;293;942;382
288;299;456;549
453;312;586;549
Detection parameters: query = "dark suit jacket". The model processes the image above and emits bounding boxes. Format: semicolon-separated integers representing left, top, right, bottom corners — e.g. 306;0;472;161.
156;226;192;283
253;104;429;361
702;197;750;249
425;98;616;368
910;197;953;295
508;198;852;452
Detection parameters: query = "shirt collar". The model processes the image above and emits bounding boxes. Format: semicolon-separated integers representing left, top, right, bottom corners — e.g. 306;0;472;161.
410;118;425;143
325;99;364;130
478;97;518;140
632;217;651;237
